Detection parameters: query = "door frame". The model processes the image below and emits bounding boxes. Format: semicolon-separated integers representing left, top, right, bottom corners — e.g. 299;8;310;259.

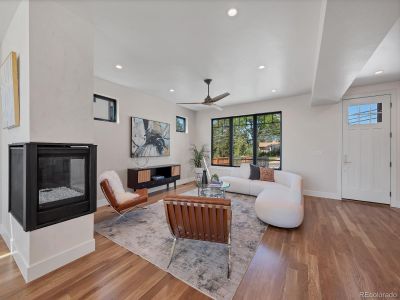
341;92;396;207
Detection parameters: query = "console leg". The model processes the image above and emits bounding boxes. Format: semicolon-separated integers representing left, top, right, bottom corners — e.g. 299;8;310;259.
167;183;169;190
174;181;177;189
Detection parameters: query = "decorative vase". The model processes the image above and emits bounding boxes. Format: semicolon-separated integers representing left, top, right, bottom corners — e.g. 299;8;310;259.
202;169;208;187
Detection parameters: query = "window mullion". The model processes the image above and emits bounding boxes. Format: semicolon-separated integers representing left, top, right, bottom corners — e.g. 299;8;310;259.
229;117;233;167
253;115;257;165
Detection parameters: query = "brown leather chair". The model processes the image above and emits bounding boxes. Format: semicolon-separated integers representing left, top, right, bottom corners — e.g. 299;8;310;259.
163;195;232;278
100;179;148;216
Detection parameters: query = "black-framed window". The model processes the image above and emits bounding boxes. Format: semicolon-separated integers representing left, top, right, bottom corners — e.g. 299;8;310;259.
176;116;187;133
211;118;231;166
211;111;282;169
93;94;117;122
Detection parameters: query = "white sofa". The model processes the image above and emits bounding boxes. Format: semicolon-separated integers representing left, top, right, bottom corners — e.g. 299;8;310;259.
212;164;304;228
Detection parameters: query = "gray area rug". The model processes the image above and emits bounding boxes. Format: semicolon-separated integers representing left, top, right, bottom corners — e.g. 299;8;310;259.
94;190;267;299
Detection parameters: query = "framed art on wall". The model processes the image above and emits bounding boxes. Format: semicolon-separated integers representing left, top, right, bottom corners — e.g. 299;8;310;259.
0;51;20;129
131;117;170;157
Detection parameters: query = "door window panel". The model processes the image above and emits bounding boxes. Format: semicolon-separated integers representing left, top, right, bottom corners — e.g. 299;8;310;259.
348;103;382;125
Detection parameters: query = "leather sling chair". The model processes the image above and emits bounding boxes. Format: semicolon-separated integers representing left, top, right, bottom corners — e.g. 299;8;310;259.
100;175;148;220
163;195;232;278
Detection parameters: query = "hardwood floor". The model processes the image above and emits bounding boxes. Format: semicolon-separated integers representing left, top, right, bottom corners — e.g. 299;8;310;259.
1;183;399;300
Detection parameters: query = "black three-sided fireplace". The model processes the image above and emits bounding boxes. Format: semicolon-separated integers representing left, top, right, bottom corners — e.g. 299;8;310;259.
9;143;97;231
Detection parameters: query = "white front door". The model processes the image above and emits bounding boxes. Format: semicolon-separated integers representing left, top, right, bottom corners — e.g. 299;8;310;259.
342;95;391;204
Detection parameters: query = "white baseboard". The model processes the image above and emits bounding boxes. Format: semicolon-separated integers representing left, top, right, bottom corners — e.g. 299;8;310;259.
304;190;341;200
96;177;195;208
97;198;108;208
0;224;11;249
390;201;400;209
18;238;95;282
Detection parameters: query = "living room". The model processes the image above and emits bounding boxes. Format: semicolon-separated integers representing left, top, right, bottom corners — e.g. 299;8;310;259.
0;0;399;299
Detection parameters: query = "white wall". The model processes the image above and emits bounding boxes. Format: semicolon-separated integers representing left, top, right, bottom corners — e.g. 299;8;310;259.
344;81;400;208
94;77;196;200
0;0;96;282
195;93;342;199
0;0;30;243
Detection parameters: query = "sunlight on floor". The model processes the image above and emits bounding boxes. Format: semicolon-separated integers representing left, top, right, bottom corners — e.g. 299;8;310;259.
0;252;13;259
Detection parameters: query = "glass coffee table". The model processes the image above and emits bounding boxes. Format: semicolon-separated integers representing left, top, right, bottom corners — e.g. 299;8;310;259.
198;182;231;198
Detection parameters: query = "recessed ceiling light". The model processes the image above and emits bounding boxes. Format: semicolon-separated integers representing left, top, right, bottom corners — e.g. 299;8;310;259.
227;8;238;17
169;89;175;92
374;70;384;75
258;65;266;70
115;64;123;70
271;89;277;93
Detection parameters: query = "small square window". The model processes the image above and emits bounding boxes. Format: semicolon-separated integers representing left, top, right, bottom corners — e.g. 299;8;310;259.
176;116;186;133
93;94;117;122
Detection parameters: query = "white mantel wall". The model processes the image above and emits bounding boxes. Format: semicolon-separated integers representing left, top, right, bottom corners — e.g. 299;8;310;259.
0;1;96;282
29;0;94;143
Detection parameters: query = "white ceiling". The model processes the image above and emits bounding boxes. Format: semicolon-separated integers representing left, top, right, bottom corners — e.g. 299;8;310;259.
56;0;323;110
1;0;399;109
352;18;400;87
311;0;400;105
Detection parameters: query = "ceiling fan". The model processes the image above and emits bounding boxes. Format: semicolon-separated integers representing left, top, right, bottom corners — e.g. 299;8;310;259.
177;79;230;110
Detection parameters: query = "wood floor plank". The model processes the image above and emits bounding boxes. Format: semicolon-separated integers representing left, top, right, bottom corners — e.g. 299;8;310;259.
0;186;399;300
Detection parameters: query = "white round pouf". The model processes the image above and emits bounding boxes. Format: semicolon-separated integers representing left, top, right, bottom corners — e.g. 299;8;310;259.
255;188;304;228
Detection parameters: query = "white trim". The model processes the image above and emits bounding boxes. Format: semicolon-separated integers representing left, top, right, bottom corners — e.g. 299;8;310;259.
304;190;341;200
0;224;11;249
97;198;108;208
17;238;95;282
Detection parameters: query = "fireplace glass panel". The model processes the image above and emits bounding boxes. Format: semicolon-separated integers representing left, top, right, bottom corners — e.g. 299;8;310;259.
38;156;86;207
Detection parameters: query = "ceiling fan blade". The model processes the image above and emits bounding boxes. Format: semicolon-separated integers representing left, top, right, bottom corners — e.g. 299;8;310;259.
177;102;205;105
210;92;230;102
210;104;223;111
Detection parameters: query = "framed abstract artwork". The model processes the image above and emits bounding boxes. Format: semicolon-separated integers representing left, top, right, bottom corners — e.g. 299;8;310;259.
131;117;170;157
0;51;20;129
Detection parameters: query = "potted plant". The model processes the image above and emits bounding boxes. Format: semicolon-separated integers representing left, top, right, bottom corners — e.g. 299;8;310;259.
190;144;209;176
210;173;220;184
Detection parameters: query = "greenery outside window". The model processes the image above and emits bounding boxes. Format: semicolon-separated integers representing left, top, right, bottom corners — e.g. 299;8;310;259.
176;116;187;133
211;112;282;169
233;115;254;166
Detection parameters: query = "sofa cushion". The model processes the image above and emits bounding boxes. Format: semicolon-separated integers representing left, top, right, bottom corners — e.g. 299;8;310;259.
249;164;260;180
115;192;139;205
220;176;250;195
238;163;251;179
249;180;286;196
99;170;125;195
260;167;274;182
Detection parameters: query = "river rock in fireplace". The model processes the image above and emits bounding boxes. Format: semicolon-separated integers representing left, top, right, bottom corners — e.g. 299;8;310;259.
39;187;84;205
